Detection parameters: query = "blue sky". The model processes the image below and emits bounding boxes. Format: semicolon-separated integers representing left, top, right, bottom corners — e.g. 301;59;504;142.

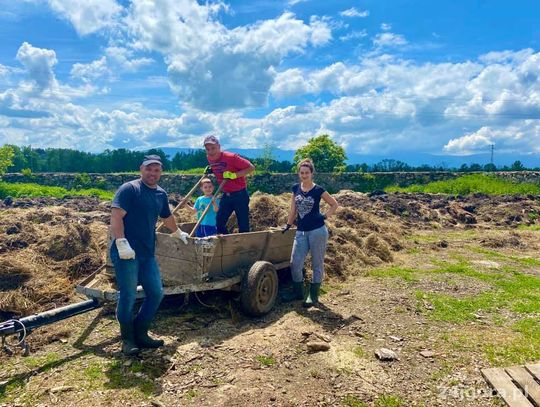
1;0;540;157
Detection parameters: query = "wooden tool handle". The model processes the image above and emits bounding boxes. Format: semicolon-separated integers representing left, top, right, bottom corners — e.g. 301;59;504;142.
157;173;208;232
189;180;227;237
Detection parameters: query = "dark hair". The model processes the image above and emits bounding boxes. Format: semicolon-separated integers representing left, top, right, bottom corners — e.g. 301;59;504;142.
297;158;315;173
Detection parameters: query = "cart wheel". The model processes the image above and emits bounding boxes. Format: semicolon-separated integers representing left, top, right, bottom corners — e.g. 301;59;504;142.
241;261;278;316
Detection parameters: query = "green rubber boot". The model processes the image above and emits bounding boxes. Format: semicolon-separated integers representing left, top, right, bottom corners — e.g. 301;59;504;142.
303;283;321;308
134;320;164;349
120;323;140;356
282;281;304;302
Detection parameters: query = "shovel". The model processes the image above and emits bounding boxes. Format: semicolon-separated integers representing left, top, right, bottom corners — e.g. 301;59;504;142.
189;180;227;237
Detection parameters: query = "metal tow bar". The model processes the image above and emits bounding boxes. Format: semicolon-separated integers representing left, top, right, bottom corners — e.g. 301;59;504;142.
0;298;101;355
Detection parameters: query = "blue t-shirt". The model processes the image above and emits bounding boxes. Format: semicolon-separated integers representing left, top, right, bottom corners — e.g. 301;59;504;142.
194;196;219;226
112;179;172;257
292;183;326;232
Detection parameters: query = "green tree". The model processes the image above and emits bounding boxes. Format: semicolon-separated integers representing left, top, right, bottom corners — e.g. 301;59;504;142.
293;134;347;173
510;160;525;171
0;145;15;175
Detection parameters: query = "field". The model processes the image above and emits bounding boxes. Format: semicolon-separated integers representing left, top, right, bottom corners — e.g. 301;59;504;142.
1;185;540;406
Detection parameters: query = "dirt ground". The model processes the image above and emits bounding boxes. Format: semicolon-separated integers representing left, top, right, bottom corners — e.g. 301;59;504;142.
1;191;540;406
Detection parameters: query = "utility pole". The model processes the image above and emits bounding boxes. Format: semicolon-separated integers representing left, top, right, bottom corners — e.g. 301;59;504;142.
490;144;494;166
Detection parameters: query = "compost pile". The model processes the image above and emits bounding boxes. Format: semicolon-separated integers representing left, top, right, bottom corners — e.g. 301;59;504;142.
3;190;540;317
0;201;109;317
171;191;402;278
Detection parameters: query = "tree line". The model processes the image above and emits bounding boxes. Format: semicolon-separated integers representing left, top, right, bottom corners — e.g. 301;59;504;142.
1;137;538;174
2;145;292;173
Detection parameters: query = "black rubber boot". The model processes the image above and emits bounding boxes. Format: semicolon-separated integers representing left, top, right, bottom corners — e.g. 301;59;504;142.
303;283;321;308
120;323;140;356
281;281;304;302
134;319;164;349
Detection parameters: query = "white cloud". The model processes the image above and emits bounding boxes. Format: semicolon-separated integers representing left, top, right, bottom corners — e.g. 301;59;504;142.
126;1;331;111
444;123;540;155
287;0;309;5
71;57;110;83
5;3;540;157
105;46;153;72
339;30;368;42
373;32;407;48
444;128;493;155
267;49;540;155
340;7;369;18
47;0;123;36
16;42;58;92
70;47;154;84
381;23;392;31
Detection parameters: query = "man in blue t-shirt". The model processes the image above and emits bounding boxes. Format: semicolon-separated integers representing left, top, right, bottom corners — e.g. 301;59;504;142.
110;154;189;356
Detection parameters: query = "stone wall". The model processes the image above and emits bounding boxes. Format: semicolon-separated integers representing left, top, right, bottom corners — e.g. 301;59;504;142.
2;171;540;195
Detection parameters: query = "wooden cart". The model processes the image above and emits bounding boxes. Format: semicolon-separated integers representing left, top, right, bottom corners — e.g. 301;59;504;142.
76;223;296;316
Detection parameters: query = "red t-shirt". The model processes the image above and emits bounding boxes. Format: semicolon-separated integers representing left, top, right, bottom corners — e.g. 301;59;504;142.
208;151;252;193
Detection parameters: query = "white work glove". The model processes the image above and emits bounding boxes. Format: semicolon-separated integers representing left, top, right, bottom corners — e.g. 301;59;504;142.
171;228;189;245
115;238;135;260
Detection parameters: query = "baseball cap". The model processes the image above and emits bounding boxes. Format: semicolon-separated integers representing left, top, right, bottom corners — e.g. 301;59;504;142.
141;154;163;166
203;135;220;145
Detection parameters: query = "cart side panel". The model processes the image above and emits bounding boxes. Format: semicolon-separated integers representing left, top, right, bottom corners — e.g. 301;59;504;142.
155;233;201;263
206;232;268;276
155;232;218;285
261;229;295;264
157;256;204;285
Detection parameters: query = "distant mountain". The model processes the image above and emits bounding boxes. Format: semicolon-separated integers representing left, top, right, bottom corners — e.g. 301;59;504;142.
157;147;540;168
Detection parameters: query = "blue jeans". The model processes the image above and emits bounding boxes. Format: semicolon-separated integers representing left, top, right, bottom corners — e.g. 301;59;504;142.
196;224;217;238
290;225;329;284
110;243;164;326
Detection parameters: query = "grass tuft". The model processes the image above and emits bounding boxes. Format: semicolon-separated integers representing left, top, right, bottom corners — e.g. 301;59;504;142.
385;174;540;195
0;181;113;200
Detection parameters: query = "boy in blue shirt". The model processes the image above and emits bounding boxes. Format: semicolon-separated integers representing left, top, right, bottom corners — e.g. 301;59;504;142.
192;178;219;237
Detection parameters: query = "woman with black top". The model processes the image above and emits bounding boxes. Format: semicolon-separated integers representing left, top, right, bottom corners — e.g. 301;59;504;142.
283;158;339;307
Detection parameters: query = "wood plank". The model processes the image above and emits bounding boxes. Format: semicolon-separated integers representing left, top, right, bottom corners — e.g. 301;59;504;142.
163;275;242;295
219;232;267;256
155;233;202;262
525;365;540;382
157;256;203;285
506;367;540;406
482;368;534;407
263;244;294;264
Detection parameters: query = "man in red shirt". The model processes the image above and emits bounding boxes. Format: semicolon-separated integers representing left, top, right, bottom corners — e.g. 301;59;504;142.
204;135;255;234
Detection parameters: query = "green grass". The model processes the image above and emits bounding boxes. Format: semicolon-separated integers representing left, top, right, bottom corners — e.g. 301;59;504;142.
105;360;156;397
23;352;61;369
375;395;406;407
517;224;540;231
472;247;540;267
370;258;540;323
368;266;419;282
255;355;276;367
342;395;368;407
385;174;540;195
185;389;200;399
485;317;540;365
352;346;365;358
0;181;113;200
484;317;540;366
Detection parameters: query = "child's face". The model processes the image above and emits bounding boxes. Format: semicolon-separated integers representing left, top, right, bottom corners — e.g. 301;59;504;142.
201;182;214;195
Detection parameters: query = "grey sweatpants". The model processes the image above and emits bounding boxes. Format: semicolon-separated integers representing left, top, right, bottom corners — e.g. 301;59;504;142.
290;225;329;284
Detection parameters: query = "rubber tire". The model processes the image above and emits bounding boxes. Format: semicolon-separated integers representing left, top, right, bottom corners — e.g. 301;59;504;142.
241;261;278;316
